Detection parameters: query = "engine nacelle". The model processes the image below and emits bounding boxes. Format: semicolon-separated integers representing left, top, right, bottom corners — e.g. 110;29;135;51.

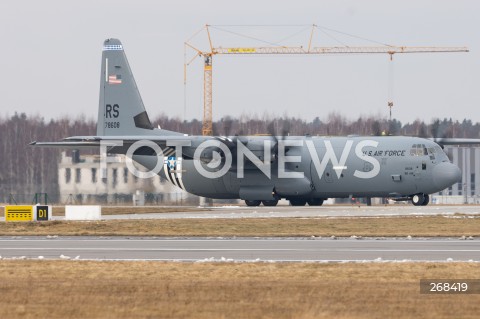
243;139;277;162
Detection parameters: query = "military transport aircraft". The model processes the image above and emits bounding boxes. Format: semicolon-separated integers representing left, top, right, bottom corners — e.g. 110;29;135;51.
32;38;465;207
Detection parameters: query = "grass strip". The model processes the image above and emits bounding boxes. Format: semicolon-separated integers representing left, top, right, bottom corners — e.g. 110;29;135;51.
0;216;478;237
0;261;478;319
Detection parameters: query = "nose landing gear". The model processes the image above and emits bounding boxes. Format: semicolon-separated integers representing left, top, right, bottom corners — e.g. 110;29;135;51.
411;193;430;206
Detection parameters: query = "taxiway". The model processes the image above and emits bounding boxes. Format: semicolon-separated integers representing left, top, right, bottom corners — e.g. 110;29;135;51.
97;204;480;220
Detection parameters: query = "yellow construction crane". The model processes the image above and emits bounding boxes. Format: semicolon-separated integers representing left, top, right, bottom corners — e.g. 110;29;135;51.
185;24;468;136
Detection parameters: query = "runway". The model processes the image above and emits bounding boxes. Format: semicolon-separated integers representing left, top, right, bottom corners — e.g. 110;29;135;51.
0;237;479;262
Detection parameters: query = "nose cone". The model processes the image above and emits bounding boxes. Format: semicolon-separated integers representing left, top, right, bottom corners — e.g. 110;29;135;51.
433;162;462;190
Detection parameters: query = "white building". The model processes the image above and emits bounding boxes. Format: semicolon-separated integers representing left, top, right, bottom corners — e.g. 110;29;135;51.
433;146;480;204
58;152;191;205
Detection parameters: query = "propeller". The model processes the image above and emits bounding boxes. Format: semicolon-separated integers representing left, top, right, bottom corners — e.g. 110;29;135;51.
430;119;450;149
199;117;246;168
267;120;290;160
429;119;480;148
200;118;293;168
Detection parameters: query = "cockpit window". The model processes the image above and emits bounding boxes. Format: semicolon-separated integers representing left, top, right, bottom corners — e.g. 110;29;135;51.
410;144;428;156
433;145;450;162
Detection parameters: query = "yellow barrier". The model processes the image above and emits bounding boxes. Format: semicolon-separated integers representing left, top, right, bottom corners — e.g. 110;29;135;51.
5;205;34;222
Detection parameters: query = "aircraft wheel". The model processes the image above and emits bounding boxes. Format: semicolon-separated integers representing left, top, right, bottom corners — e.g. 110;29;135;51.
411;193;425;206
245;200;261;207
307;198;324;206
421;194;430;206
290;199;307;206
262;200;279;207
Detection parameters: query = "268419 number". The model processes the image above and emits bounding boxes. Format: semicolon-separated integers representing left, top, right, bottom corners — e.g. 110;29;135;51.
429;282;468;292
420;279;480;294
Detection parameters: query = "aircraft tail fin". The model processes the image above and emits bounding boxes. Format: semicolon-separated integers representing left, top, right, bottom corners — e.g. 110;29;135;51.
97;38;153;136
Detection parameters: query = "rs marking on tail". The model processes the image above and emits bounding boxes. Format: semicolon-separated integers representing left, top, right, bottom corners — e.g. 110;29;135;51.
105;104;119;118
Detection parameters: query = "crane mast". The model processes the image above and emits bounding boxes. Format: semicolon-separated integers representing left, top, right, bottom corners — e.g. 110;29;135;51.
203;55;213;136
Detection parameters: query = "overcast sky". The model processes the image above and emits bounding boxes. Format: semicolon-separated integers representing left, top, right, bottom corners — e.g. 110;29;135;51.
0;0;478;125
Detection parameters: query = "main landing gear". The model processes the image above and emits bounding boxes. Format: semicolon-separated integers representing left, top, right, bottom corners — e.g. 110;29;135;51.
262;200;279;206
245;200;261;207
307;198;324;206
289;199;307;206
244;200;279;207
411;193;430;206
289;198;324;206
244;198;324;207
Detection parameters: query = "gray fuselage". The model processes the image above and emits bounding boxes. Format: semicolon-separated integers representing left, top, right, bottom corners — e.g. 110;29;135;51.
132;135;460;201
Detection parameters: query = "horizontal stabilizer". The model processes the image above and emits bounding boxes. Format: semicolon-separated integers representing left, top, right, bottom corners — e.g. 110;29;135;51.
30;141;104;148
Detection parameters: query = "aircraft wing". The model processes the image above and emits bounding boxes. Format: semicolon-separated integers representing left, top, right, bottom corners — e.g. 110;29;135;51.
30;134;250;162
430;138;480;146
31;135;207;147
30;135;214;159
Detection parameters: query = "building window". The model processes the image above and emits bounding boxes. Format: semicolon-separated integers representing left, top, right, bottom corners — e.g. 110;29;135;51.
75;168;81;183
112;168;118;186
102;168;107;184
123;168;129;184
65;168;71;184
471;173;476;196
91;168;97;183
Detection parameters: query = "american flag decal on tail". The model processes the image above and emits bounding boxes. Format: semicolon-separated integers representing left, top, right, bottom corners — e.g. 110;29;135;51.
108;74;122;84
